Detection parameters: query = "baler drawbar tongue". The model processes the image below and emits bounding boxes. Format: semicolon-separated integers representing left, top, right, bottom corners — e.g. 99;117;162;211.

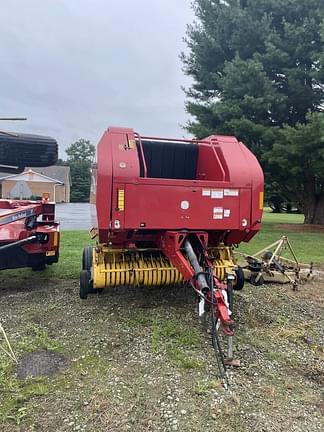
185;238;231;385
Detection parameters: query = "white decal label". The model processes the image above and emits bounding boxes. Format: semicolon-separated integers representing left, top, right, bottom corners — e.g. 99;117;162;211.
224;209;231;217
202;189;211;196
211;189;223;199
224;189;239;197
213;207;223;213
213;207;223;219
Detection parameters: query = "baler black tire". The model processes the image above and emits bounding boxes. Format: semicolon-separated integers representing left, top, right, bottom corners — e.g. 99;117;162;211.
80;270;90;299
82;246;93;270
234;267;245;291
81;249;98;296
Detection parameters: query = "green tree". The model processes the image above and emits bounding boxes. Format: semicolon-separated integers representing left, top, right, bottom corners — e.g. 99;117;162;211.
182;0;324;223
65;139;95;202
268;113;324;224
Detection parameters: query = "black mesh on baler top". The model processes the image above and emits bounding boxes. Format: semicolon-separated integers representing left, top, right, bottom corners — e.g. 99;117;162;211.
139;140;198;180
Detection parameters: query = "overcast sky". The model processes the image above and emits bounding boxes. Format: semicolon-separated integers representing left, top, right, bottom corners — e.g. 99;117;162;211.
1;0;194;157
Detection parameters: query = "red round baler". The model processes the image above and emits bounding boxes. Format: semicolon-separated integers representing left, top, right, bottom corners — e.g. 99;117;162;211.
81;126;264;373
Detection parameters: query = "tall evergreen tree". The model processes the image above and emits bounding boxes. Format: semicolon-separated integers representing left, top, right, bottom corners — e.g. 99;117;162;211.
66;139;95;203
182;0;324;223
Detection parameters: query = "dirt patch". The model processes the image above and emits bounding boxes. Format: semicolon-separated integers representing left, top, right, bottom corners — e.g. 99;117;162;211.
300;368;324;386
16;350;68;379
276;223;324;233
316;401;324;416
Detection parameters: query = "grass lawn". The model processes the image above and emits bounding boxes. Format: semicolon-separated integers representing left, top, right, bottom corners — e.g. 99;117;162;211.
238;209;323;264
0;209;322;282
0;231;92;280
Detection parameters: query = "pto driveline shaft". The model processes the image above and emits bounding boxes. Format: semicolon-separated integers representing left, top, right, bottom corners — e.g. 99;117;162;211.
184;240;209;291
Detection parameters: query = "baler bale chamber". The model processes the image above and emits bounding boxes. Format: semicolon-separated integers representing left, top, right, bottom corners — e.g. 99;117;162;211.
81;126;263;373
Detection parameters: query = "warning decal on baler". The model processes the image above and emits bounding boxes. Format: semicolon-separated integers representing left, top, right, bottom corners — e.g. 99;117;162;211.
202;188;239;198
224;189;239;196
202;189;211;196
213;207;223;219
211;189;223;199
224;209;231;217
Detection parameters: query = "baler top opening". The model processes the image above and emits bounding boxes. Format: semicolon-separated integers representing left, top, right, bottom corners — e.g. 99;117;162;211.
135;133;229;182
137;139;198;180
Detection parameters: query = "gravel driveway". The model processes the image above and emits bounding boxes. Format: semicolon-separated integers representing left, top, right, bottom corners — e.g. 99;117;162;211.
0;277;323;431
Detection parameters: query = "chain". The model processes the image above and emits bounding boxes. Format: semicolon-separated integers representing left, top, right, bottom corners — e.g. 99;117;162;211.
208;267;229;387
190;268;229;387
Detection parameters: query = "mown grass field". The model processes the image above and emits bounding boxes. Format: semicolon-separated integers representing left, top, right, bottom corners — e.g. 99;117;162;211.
0;230;91;280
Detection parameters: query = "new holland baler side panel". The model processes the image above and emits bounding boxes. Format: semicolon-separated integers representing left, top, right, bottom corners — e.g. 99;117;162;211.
123;182;243;230
96;127;139;243
237;141;264;243
95;128;263;247
95;130;113;244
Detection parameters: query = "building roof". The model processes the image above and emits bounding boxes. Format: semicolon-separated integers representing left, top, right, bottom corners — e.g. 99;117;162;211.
0;169;63;184
0;165;70;184
0;171;16;179
28;166;70;184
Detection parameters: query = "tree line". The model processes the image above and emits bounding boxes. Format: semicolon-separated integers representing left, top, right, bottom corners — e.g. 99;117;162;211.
182;0;324;224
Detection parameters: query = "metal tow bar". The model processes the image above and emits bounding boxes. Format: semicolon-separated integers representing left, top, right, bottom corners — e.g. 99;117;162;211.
184;240;230;386
0;235;37;254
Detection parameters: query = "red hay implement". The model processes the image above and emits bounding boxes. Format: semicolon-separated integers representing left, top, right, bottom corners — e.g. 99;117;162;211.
0;131;60;272
81;126;264;381
0;198;59;271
